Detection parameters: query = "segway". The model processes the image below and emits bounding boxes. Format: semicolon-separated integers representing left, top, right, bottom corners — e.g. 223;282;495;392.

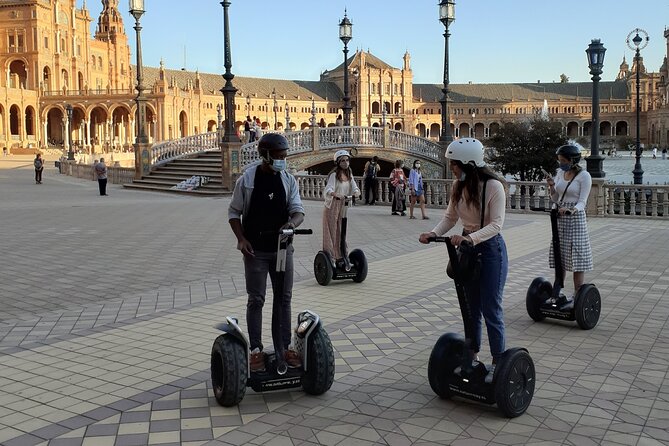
426;236;535;418
314;195;368;285
210;228;335;407
525;208;601;330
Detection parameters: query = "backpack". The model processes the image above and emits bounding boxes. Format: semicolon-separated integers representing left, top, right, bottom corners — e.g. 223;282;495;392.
34;159;43;170
365;162;376;179
244;121;250;131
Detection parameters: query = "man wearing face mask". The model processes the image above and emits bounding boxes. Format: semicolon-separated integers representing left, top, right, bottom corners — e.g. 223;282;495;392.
228;133;305;372
545;144;593;301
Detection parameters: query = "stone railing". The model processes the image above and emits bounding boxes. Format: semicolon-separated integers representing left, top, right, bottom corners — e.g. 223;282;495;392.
602;183;668;218
150;132;218;168
296;175;551;212
57;159;135;184
241;126;443;169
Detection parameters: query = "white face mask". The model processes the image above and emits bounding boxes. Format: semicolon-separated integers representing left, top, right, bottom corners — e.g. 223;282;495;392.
415;163;421;169
269;157;287;172
459;172;466;181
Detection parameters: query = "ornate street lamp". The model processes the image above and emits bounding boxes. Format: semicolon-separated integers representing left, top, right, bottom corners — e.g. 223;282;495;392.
339;10;352;126
439;0;455;143
129;0;149;178
471;112;475;138
585;38;606;178
272;87;278;130
245;94;251;119
627;28;649;185
264;101;268;125
65;103;74;160
219;0;237;143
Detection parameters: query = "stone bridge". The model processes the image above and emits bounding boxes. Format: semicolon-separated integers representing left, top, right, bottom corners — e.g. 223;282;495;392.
148;126;446;178
241;126;446;177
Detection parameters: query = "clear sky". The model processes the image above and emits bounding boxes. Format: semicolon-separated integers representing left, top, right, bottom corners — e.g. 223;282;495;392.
87;0;667;85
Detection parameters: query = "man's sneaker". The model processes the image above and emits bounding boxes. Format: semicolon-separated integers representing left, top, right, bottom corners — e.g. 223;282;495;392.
485;364;496;384
249;348;266;372
284;349;302;368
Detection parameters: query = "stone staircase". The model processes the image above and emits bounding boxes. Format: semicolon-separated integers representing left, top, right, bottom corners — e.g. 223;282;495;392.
123;150;230;196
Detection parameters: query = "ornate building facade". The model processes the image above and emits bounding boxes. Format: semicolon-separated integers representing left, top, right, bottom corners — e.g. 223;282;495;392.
0;0;667;154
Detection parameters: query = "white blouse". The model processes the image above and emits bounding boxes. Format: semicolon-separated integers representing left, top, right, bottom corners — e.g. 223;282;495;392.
324;172;360;209
550;169;592;212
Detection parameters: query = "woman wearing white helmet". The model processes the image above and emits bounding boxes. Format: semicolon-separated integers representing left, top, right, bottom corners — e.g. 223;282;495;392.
322;150;361;265
419;138;508;383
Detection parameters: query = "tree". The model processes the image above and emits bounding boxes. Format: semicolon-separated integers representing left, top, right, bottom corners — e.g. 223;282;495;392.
615;135;634;152
485;118;568;182
560;73;569;83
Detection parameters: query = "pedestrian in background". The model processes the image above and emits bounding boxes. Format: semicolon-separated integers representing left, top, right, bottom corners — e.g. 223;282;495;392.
94;157;108;196
408;159;428;220
34;153;44;184
390;159;406;216
363;156;380;205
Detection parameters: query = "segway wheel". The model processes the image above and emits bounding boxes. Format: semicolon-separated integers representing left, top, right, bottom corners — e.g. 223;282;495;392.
349;249;368;283
211;334;247;407
427;333;464;399
575;284;601;330
526;277;551;322
314;252;333;286
301;325;335;395
494;348;535;418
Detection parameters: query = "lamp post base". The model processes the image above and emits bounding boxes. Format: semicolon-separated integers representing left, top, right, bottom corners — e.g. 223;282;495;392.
632;164;644;185
585;155;605;179
67;150;75;161
134;141;151;180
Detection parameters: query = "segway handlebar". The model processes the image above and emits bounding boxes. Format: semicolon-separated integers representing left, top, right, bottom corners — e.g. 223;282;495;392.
427;236;450;244
279;228;313;236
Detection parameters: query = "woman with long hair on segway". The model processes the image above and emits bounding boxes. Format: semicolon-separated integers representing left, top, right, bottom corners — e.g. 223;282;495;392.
322;150;361;270
545;144;593;304
419;138;508;382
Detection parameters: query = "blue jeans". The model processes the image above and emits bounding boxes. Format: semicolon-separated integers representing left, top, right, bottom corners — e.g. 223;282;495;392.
464;234;507;360
243;247;294;351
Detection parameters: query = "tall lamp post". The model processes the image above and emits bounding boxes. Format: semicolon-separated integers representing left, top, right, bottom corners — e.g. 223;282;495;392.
245;94;251;119
585;38;606;178
285;102;290;132
272;87;278;130
65;104;74;160
627;28;649;185
129;0;150;179
471;112;475;138
338;10;352;126
264;101;268;125
219;0;237;143
439;0;455;143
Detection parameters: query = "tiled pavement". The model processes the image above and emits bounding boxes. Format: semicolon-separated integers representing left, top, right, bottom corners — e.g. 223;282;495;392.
1;159;668;446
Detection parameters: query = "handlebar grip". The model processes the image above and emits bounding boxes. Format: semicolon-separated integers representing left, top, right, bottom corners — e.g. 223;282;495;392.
427;236;448;243
293;229;313;235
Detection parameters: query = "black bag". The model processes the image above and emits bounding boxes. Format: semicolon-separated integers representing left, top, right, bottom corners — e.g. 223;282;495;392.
365;162;376;179
446;181;487;282
446;241;481;282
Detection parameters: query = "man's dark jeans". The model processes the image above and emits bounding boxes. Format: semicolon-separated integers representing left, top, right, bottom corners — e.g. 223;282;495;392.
243;247;294;351
364;177;378;204
98;178;107;195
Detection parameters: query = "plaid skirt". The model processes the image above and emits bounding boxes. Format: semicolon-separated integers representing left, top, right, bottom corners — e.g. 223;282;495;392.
548;202;593;272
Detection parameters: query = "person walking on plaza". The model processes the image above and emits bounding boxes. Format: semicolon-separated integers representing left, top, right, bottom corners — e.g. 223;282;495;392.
244;116;252;143
322;150;360;268
390;159;406;216
94;157;108;196
228;133;305;372
34;153;44;184
419;138;508;382
653;147;658;159
408;159;428;220
363;156;380;205
545;144;593;302
663;147;667;160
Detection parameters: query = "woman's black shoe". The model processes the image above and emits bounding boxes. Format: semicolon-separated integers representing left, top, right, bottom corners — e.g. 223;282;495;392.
392;212;398;215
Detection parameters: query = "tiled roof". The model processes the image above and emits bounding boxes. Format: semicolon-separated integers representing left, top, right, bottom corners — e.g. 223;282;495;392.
412;81;629;103
329;50;394;72
140;66;343;102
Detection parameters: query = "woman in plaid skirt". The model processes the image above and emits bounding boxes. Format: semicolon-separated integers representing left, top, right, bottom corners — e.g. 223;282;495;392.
546;145;593;298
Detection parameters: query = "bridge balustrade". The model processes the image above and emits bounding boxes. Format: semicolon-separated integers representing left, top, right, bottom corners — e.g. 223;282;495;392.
150;132;218;167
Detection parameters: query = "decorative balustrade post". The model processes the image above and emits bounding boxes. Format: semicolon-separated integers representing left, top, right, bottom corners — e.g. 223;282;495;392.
586;178;606;216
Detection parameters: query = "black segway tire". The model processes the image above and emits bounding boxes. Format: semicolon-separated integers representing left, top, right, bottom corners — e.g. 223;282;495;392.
526;277;551;321
211;334;247;407
494;348;535;418
427;333;464;399
302;325;335;395
575;284;601;330
314;251;333;286
349;249;368;283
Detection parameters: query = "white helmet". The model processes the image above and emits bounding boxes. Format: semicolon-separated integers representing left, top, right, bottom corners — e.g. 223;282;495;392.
446;138;486;167
334;149;351;163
